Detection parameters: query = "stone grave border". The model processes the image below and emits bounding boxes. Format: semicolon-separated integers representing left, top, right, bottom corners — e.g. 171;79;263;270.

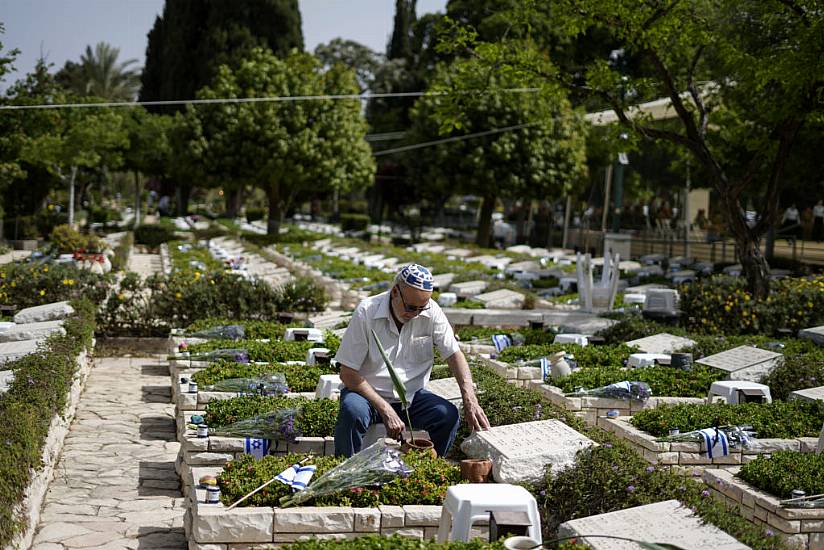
596;416;819;468
478;356;703;425
183;465;489;549
10;345;93;550
175;381;316;412
703;467;824;549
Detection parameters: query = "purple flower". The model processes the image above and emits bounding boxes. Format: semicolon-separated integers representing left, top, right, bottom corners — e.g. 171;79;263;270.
626;485;635;493
611;464;619;471
701;490;710;497
692;470;702;477
645;466;656;473
604;443;613;448
539;490;546;496
765;529;774;537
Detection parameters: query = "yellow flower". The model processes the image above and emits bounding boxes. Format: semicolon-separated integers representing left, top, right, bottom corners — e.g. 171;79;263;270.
42;266;48;273
175;292;182;299
39;289;45;296
10;281;16;287
117;293;125;301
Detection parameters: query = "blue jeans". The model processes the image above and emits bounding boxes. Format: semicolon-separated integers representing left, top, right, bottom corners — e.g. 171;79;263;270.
334;388;460;457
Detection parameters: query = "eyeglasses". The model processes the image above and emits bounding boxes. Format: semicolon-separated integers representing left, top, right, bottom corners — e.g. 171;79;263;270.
395;285;430;313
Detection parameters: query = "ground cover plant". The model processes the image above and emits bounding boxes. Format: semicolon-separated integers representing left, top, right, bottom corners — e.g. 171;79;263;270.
204;395;338;436
630;401;824;439
167;240;223;272
218;449;461;507
0;300;96;546
134;223;176;250
497;343;637;367
185;334;340;362
0;262;110;308
553;363;725;398
761;352;824;401
456;326;557;345
737;450;824;499
184;318;301;340
191;360;339;393
279;536;504;550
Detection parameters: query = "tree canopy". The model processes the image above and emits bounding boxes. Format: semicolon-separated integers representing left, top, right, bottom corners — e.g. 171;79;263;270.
55;42;141;101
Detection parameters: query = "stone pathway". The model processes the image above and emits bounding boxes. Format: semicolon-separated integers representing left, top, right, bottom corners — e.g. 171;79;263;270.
31;356;185;550
127;254;163;280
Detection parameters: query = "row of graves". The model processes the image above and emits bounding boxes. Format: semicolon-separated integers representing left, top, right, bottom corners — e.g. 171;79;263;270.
165;236;824;550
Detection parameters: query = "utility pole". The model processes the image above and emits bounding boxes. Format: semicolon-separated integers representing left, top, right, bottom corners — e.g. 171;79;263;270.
609;48;629;234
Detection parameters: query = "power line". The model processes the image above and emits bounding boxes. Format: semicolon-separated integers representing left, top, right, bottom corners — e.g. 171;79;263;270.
373;121;542;157
0;87;540;111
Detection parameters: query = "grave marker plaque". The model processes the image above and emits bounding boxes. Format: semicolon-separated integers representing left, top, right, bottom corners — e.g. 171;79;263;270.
799;325;824;347
626;333;696;354
696;345;783;382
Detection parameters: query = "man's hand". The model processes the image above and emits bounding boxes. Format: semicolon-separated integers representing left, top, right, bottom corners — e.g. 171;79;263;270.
380;406;407;440
463;398;490;432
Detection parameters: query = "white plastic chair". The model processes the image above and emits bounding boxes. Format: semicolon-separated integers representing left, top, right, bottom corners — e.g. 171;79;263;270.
437;484;542;544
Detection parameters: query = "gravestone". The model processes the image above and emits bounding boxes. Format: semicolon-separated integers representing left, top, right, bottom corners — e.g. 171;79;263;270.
0;320;66;343
789;385;824;404
505;260;542;275
473;289;525;309
624;283;668;295
0;339;40;365
432;273;456;291
425;377;463;405
449;280;488;299
0;370;13;394
628;353;671;368
471;255;512;270
696;345;783;382
626;333;696;354
669;270;696;284
445;248;474;258
723;264;742;276
644;289;679;312
640;254;667;265
618;260;643;272
13;301;74;324
506;245;533;255
557;500;750;550
560;317;618;336
460;420;596;484
799;325;824;347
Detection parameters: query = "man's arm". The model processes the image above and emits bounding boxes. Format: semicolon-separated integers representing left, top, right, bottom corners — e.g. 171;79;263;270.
446;350;490;431
339;365;406;439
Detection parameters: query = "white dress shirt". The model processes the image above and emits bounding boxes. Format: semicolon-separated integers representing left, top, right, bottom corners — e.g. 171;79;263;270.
334;290;460;405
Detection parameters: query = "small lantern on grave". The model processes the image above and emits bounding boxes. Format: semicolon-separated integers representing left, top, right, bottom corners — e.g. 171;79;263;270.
489;511;532;542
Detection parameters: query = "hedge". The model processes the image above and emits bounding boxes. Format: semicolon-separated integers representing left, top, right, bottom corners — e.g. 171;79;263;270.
554;363;726;398
738;450;824;499
630;401;824;439
185;334;340;363
204;395;339;436
184;319;301;340
190;360;339;393
497;343;637;368
0;300;96;546
0;262;110;309
134;224;175;249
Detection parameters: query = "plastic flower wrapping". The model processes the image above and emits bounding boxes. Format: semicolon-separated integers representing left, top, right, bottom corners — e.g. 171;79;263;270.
568;381;653;402
210;408;301;442
204;373;288;396
184;348;250;363
279;440;413;508
185;324;246;340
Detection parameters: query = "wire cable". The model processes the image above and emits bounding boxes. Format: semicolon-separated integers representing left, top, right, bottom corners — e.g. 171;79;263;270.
373;121;542;157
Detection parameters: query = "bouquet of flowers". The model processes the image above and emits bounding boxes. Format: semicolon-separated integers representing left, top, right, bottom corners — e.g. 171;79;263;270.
567;381;653;402
185;324;245;340
204;373;288;396
279;440;413;507
655;425;755;458
184;348;250;364
210;408;301;442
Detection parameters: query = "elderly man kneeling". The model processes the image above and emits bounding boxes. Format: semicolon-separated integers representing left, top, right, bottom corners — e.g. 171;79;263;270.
333;264;490;457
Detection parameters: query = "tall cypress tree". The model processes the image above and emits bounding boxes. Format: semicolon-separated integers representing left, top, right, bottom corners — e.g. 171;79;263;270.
387;0;416;61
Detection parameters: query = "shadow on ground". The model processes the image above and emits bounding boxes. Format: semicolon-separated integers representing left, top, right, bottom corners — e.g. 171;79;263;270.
140;415;176;442
141;363;170;377
139;460;180;498
142;385;172;403
136;524;186;550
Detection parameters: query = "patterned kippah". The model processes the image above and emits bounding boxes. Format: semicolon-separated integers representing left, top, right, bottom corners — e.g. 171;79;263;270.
398;264;434;291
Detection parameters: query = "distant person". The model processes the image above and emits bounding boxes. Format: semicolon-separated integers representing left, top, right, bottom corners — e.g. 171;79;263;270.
693;209;709;230
781;203;801;243
813;200;824;242
492;214;515;249
158;195;171;217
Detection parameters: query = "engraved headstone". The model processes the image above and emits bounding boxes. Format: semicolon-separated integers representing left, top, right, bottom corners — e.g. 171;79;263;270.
643;289;679;312
558;500;750;550
696;345;783;382
624;283;667;295
13;301;74;324
449;280;488;299
789;385;824;404
445;248;474;258
431;273;456;291
799;325;824;347
626;333;696;354
0;339;40;365
0;320;66;343
460;420;596;484
425;377;463;405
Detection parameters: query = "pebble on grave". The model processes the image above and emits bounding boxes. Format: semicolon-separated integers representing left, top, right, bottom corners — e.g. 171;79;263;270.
557;499;749;550
696;345;783;382
460;420;596;484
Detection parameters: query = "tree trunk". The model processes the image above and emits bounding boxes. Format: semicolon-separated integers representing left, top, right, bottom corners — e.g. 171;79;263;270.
723;197;771;298
476;195;495;248
266;185;281;236
224;188;241;218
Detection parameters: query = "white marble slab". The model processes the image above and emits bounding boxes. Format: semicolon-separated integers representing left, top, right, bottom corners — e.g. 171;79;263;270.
626;333;696;354
799;325;824;347
0;339;41;365
558;500;750;550
449;280;488;299
13;301;74;324
789;385;824;404
473;289;524;309
0;320;65;343
425;377;463;404
696;345;783;382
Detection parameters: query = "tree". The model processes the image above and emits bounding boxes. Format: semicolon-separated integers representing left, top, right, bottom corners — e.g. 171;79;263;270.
184;48;375;235
55;42;141;101
434;1;824;297
314;38;383;92
122;109;173;225
406;56;588;247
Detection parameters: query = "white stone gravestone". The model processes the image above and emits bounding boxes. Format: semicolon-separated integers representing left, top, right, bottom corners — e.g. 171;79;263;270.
696;345;783;382
459;420;596;484
789;385;824;404
0;339;40;365
799;325;824;347
0;370;14;394
624;283;667;295
425;377;463;405
628;353;671;368
445;248;474;258
626;333;696;354
557;500;750;550
449;280;488;299
643;289;679;312
437;292;458;307
432;273;456;291
0;320;66;343
473;289;525;309
13;301;74;324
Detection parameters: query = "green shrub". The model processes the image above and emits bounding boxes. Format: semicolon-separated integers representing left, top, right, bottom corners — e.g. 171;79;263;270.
688;334;819;359
218;449;461;507
167;240;223;272
278;277;329;312
554;363;726;398
0;262;110;308
204;395;338;435
187;340;318;363
110;232;133;272
245;208;266;222
340;213;369;232
191;360;339;393
760;352;824;401
497;343;637;368
184;319;297;340
280;536;500;550
134;224;175;249
596;316;690;344
0;300;95;546
738;450;824;499
49;224;105;254
456;327;557;346
192;226;228;242
452;299;485;309
680;275;824;335
530;277;559;289
630;401;824;438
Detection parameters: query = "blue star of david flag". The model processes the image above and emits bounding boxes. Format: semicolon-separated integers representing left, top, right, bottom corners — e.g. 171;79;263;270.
492;334;512;353
540;357;551;379
244;437;271;459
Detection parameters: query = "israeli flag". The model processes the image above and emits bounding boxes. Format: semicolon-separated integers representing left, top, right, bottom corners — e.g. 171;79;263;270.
698;428;729;459
540;357;551;379
276;463;300;486
290;465;316;491
492;334;511;353
243;437;270;459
